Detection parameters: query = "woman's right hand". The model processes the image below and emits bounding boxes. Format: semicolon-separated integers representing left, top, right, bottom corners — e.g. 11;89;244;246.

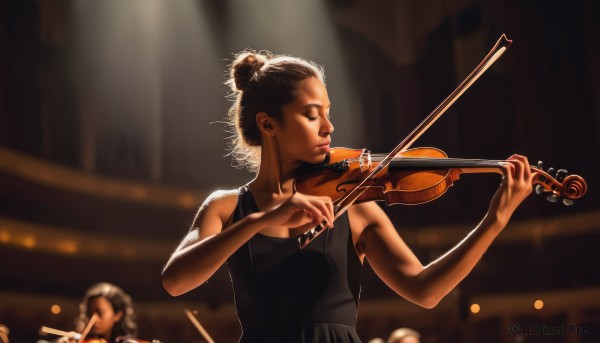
261;192;334;230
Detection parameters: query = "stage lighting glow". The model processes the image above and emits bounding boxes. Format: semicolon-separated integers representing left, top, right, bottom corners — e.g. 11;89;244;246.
51;305;61;315
0;228;9;243
21;235;36;249
534;299;544;310
178;195;196;208
132;186;148;199
470;303;480;314
57;240;79;254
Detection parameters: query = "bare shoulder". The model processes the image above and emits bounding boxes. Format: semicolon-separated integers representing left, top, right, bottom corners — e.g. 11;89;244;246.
203;188;239;210
192;188;239;230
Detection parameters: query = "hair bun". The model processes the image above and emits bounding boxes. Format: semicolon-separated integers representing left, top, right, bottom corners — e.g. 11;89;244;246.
230;51;268;92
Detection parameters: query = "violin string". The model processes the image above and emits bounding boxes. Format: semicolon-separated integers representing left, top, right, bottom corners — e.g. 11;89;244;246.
343;156;503;166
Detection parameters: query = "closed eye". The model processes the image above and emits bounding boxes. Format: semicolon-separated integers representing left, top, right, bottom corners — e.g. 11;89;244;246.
304;112;318;121
306;113;331;121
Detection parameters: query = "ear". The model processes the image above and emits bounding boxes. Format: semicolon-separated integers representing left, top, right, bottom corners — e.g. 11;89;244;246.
113;310;124;323
256;112;276;136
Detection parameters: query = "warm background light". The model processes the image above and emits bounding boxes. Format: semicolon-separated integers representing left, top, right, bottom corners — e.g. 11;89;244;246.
50;305;61;315
470;303;480;314
0;228;9;243
21;235;36;249
534;299;544;310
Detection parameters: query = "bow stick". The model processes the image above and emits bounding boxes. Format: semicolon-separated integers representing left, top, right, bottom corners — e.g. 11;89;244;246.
78;313;98;343
39;326;81;341
184;309;215;343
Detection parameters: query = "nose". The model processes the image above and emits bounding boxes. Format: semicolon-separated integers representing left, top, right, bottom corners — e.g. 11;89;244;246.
320;116;334;136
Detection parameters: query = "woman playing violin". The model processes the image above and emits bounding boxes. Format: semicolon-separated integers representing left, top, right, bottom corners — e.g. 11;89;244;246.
54;283;140;343
161;50;534;342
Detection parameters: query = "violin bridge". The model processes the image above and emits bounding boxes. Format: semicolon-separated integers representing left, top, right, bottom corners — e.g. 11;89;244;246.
359;149;372;172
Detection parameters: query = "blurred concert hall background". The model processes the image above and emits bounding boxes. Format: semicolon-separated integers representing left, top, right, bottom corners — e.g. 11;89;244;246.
1;0;599;342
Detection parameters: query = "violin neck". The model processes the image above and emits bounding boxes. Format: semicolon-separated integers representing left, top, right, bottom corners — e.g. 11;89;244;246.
388;157;504;175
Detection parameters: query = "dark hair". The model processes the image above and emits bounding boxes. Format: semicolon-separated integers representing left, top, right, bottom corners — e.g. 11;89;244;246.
225;49;325;172
75;282;137;340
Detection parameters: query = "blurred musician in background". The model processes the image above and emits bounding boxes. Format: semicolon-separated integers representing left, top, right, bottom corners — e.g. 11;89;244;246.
387;327;421;343
41;282;139;343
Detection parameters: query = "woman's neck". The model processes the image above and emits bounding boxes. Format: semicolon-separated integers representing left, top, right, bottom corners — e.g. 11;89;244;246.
250;138;299;196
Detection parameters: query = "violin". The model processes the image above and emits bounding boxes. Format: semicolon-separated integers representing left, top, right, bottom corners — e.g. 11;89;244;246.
295;147;587;206
295;147;587;248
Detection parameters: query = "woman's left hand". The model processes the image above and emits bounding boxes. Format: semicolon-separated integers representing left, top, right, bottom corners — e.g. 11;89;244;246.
488;154;534;227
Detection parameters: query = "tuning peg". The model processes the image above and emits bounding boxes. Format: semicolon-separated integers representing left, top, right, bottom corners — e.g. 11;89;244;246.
563;198;574;206
535;184;545;194
546;194;559;203
547;167;555;175
537;161;544;170
556;169;568;182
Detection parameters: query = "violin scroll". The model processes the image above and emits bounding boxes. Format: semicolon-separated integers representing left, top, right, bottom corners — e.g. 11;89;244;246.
533;161;587;206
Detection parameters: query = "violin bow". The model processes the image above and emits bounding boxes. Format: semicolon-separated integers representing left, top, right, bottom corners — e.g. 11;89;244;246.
77;313;98;343
39;326;81;341
183;309;215;343
299;34;513;248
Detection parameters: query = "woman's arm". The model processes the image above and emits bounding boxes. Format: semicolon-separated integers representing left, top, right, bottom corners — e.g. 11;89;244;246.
352;155;533;308
161;190;262;296
161;190;335;296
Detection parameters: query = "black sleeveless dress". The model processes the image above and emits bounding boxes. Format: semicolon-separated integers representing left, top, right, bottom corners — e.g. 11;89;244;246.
227;185;364;343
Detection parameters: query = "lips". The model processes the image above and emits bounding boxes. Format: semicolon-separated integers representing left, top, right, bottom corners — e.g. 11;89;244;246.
317;141;330;152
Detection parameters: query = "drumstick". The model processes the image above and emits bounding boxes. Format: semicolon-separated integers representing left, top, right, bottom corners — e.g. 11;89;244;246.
184;309;215;343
